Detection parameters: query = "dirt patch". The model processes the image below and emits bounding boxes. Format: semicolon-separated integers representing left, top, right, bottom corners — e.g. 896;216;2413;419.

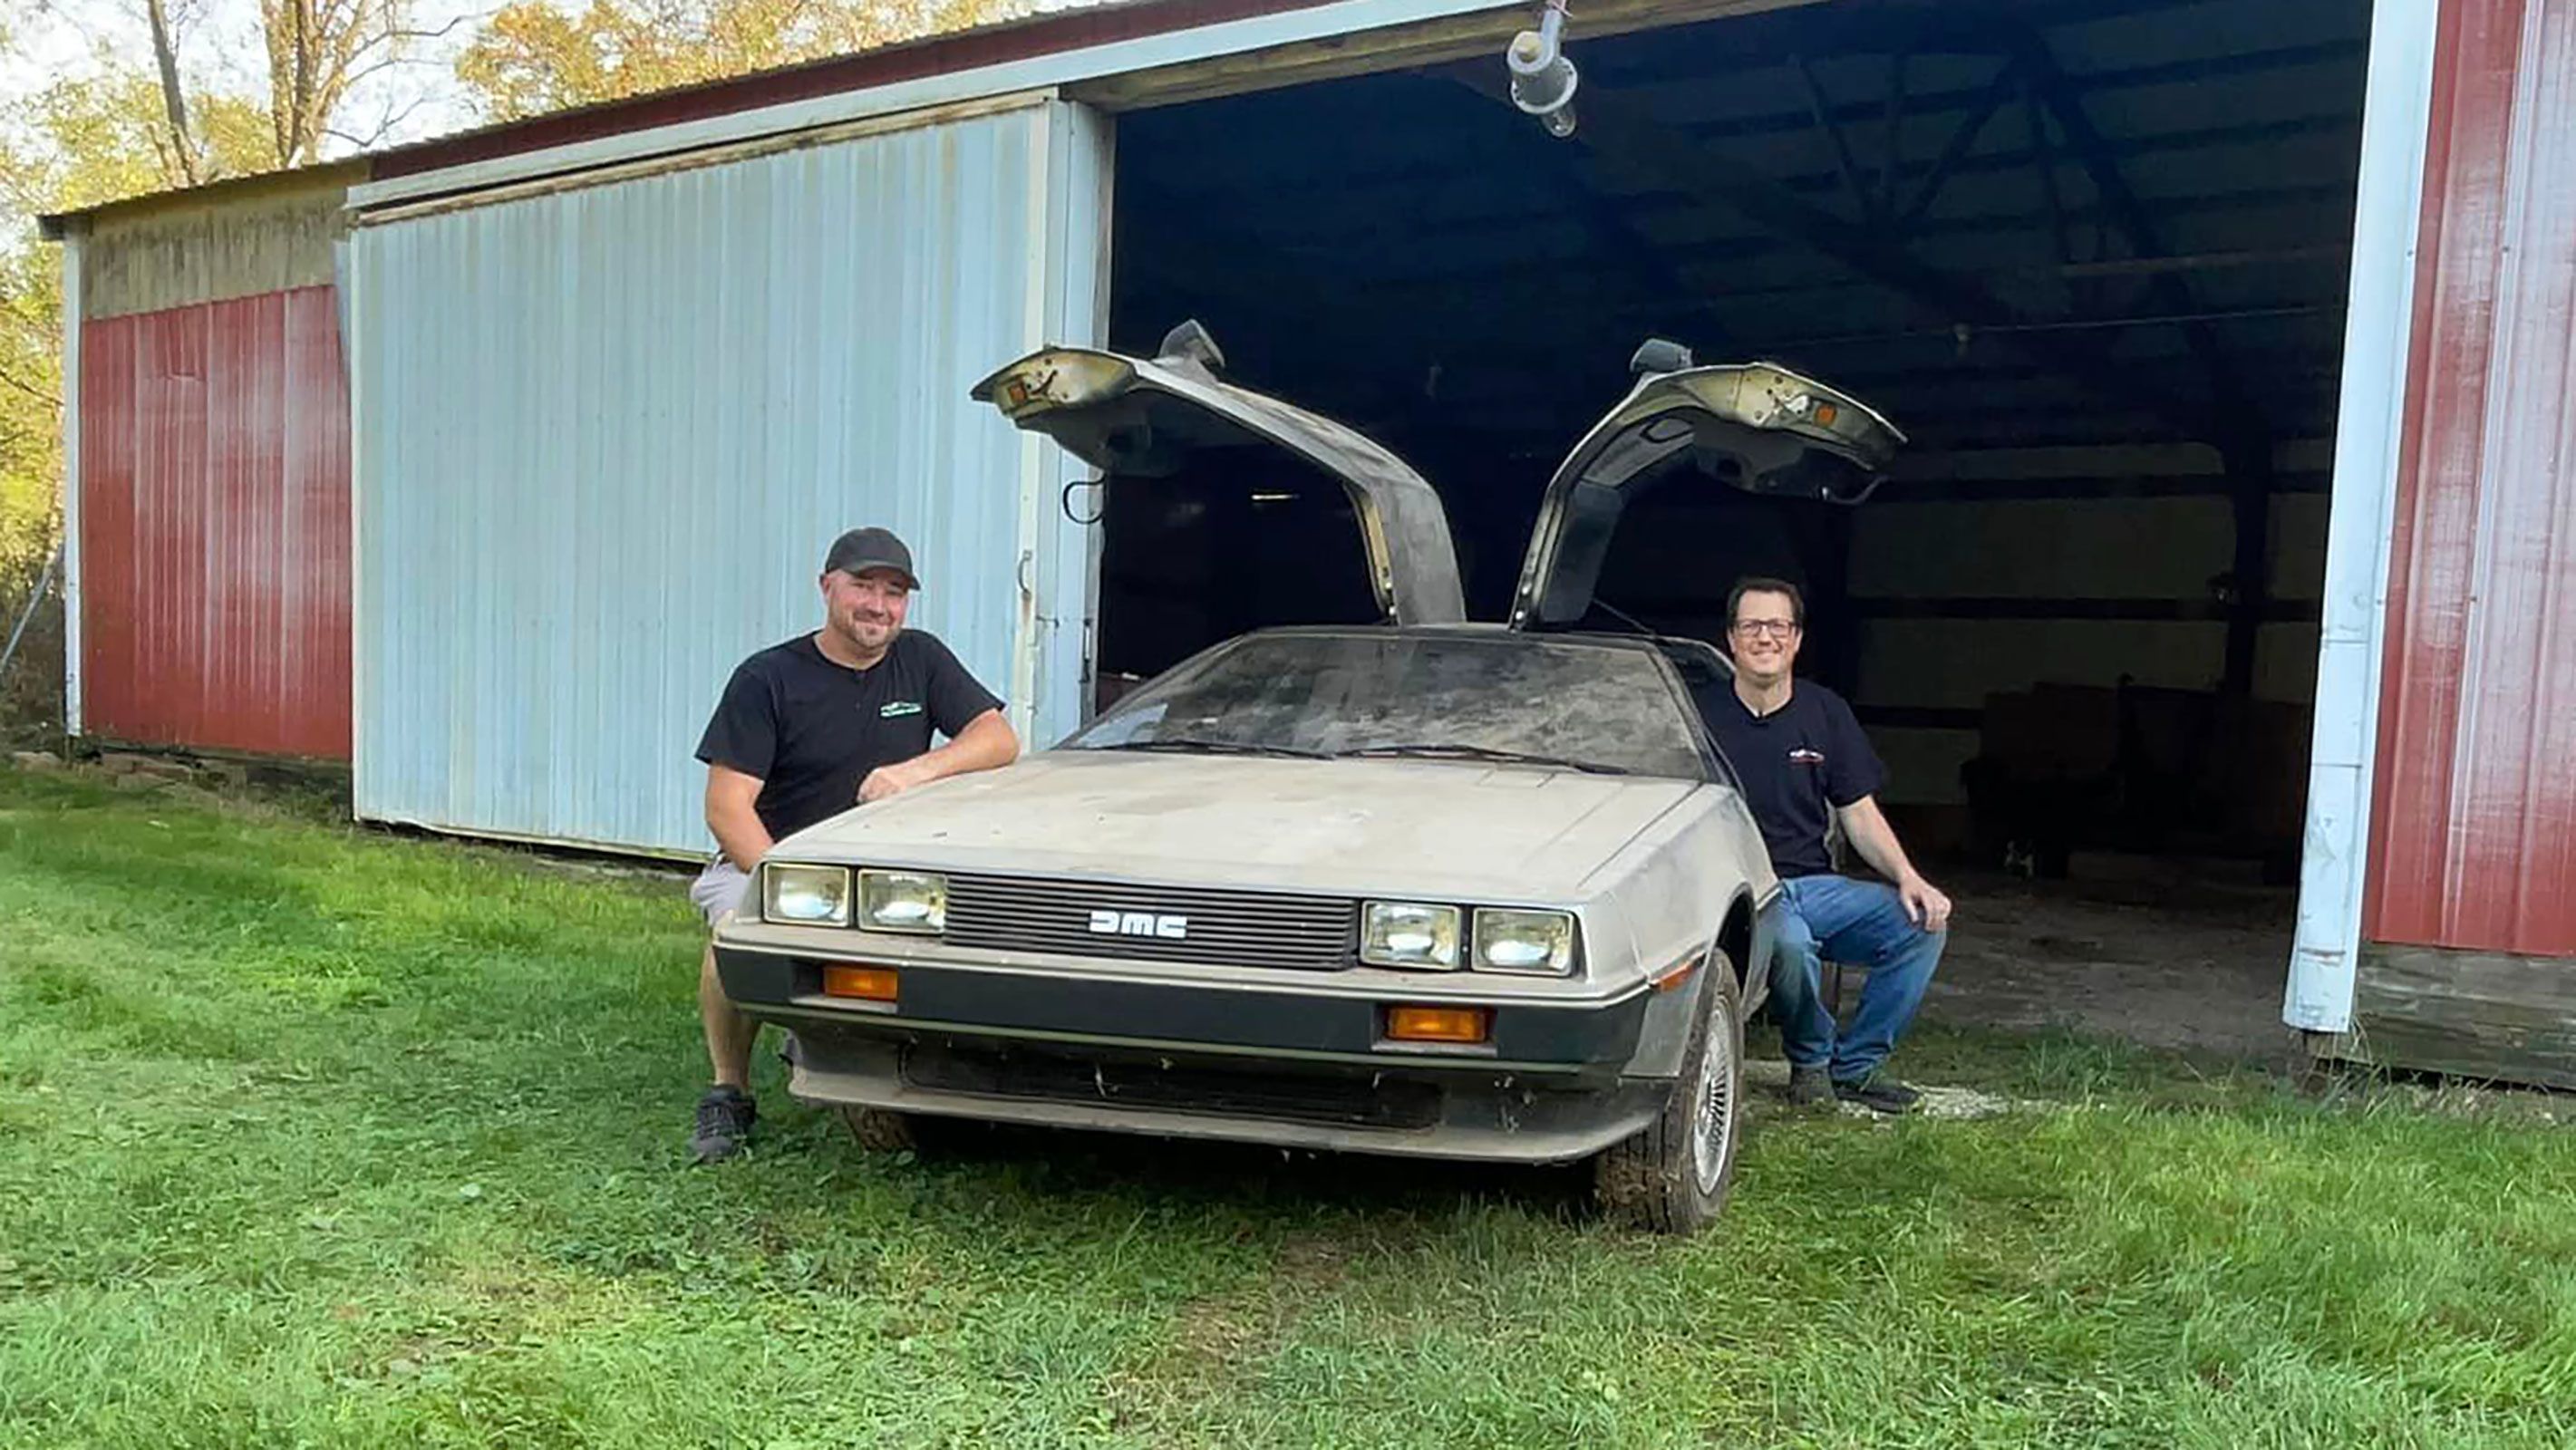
1272;1233;1351;1290
1163;1231;1346;1371
1742;1058;2038;1121
1920;865;2297;1062
1116;1228;1353;1426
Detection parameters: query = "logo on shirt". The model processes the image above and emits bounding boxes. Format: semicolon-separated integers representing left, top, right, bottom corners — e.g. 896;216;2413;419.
1788;748;1826;766
879;701;925;719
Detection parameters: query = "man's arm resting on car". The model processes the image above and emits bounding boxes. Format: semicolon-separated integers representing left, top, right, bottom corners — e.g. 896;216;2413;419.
1834;794;1952;931
705;765;775;874
861;708;1021;803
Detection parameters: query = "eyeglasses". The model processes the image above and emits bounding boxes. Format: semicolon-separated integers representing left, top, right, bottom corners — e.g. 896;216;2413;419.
1731;620;1800;640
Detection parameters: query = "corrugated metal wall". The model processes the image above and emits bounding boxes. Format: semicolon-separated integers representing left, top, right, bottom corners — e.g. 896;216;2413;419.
75;285;353;759
349;99;1109;856
2365;0;2576;958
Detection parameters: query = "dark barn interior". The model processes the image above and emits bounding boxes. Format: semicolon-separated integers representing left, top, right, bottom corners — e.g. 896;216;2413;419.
1095;0;2368;933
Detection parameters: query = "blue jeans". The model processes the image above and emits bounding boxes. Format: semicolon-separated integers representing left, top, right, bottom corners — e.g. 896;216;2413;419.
1763;875;1945;1082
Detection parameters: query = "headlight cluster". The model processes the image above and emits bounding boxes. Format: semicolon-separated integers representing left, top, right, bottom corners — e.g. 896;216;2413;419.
760;864;947;934
1361;902;1579;976
760;864;850;926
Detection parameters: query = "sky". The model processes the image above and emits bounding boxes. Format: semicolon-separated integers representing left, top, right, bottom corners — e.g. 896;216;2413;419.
3;0;489;167
3;0;1103;160
0;0;483;247
1;0;1104;238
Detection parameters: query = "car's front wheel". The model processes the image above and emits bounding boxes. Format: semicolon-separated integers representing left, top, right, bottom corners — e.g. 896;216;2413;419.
1592;951;1744;1233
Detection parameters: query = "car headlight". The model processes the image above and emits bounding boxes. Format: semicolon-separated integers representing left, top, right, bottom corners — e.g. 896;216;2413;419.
858;869;948;934
1474;908;1579;976
1362;902;1461;970
761;864;851;926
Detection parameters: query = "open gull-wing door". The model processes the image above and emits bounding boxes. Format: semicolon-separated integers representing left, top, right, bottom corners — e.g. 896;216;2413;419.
973;322;1467;626
1509;342;1904;628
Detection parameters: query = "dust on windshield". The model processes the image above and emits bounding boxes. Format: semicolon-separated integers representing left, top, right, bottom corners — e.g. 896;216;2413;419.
1065;632;1709;780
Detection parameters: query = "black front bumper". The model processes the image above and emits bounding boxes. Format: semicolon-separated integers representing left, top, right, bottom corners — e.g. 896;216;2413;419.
713;946;1673;1164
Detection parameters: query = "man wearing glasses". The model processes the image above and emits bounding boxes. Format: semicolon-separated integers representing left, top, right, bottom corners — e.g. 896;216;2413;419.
1699;576;1951;1114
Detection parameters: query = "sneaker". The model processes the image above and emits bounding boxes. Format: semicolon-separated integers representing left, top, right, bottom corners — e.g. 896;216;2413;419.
1787;1065;1833;1107
690;1085;758;1163
1833;1072;1922;1115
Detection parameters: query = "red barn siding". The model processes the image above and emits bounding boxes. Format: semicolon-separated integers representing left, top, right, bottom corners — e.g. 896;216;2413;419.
2367;0;2576;958
77;285;352;759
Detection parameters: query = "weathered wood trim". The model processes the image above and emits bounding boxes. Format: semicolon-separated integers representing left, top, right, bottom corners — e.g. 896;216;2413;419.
2345;942;2576;1090
354;91;1055;227
80;169;360;318
39;160;366;237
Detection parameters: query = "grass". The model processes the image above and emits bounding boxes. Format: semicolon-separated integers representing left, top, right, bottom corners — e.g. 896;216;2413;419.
2;768;2572;1448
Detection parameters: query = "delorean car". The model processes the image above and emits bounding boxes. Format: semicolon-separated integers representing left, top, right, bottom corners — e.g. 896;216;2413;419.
713;325;1900;1232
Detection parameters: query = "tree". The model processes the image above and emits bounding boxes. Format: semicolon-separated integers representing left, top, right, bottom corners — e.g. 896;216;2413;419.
0;37;271;711
144;0;203;183
259;0;460;165
0;78;75;735
456;0;1031;121
0;5;437;736
31;0;449;182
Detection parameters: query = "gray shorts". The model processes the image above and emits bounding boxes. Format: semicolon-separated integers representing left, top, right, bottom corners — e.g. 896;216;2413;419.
689;856;754;928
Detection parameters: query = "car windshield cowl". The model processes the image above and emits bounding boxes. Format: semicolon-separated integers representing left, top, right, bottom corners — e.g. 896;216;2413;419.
1333;742;1633;775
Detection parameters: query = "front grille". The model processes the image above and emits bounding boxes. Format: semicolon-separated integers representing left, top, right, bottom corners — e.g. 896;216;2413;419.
902;1042;1440;1130
944;873;1358;972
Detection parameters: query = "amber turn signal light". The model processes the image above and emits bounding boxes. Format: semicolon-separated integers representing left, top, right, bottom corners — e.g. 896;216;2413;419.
1649;954;1703;992
1385;1004;1492;1045
821;964;899;1002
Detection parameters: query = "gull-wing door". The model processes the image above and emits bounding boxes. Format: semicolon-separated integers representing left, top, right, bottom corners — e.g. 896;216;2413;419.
973;322;1466;626
1510;342;1904;628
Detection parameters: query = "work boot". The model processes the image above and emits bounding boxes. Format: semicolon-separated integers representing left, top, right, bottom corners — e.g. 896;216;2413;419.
1787;1065;1833;1107
1833;1071;1923;1115
690;1085;758;1163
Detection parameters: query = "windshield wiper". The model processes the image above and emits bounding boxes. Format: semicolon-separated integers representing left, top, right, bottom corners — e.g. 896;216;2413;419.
1334;743;1632;775
1091;738;1332;760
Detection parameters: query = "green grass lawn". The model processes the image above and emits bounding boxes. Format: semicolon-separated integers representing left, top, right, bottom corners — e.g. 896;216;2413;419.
3;768;2571;1448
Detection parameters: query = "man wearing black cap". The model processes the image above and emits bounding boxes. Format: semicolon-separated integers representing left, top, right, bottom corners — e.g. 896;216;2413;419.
684;527;1019;1162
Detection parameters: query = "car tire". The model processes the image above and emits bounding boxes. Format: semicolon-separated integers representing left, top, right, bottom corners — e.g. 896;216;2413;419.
1593;952;1745;1234
834;1105;929;1153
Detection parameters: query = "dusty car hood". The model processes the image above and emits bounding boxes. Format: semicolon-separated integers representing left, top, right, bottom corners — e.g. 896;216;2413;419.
777;749;1700;901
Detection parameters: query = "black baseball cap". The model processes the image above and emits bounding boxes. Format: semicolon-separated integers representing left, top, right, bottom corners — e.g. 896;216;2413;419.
822;527;918;588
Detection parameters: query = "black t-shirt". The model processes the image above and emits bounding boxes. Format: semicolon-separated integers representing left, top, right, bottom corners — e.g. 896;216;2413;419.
1694;678;1884;878
694;631;1004;842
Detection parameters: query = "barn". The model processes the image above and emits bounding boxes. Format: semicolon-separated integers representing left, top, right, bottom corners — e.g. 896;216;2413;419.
38;0;2576;1086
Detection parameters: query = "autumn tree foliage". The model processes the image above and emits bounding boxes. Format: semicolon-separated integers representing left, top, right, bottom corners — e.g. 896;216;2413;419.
456;0;1034;121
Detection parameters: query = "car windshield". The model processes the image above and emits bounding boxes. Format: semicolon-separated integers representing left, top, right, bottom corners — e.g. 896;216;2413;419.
1065;632;1709;780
